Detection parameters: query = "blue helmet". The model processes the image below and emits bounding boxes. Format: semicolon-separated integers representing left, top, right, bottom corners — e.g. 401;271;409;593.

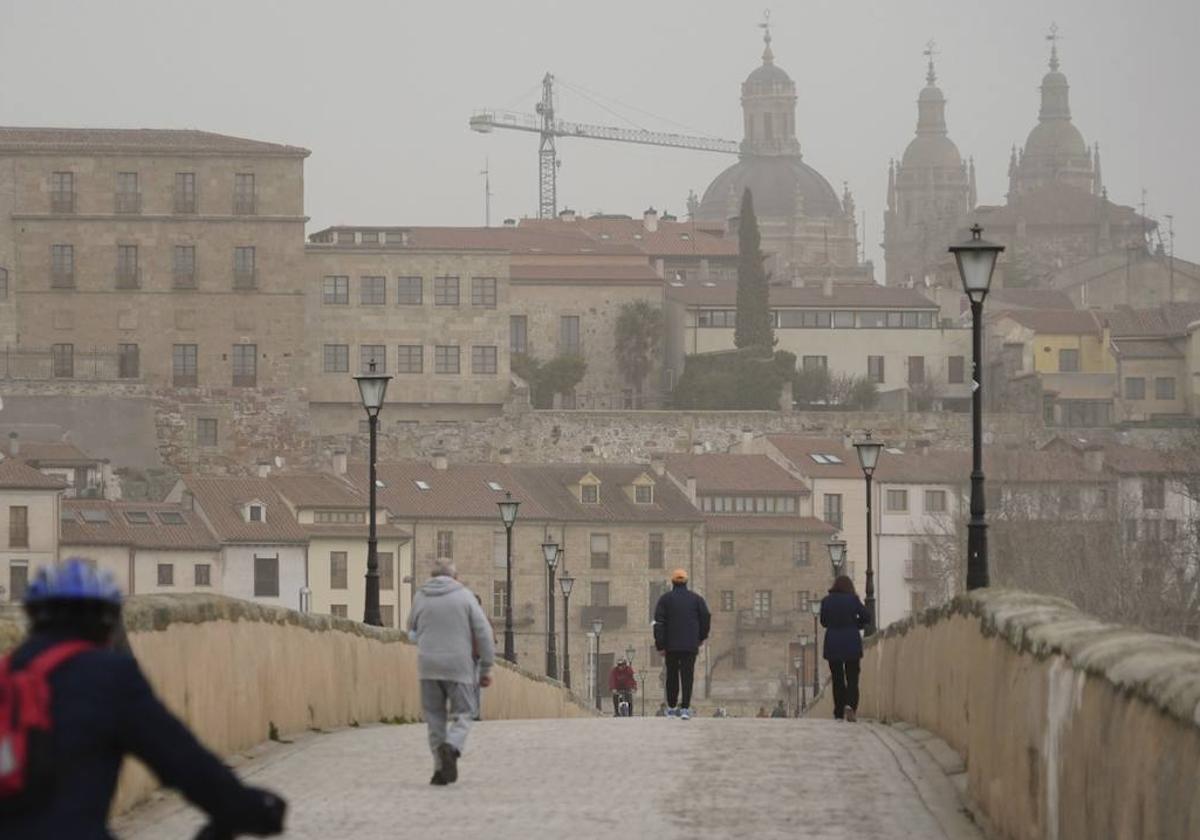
25;557;123;606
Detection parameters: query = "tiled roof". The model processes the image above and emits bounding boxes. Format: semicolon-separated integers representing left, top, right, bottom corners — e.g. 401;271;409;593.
2;440;98;465
1000;309;1103;335
1104;303;1200;338
511;464;703;524
509;263;662;284
763;437;865;479
703;515;835;535
1043;437;1200;476
301;523;411;540
61;500;219;550
1110;338;1184;360
310;225;638;256
347;463;546;521
182;476;308;544
519;217;738;257
873;449;971;484
671;281;938;309
984;288;1075;311
0;458;66;490
662;453;809;494
0;127;309;157
269;473;366;509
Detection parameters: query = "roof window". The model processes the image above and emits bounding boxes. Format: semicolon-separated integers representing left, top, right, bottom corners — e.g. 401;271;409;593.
80;509;109;524
415;480;432;491
809;453;844;465
885;447;905;455
124;511;152;525
486;481;504;492
158;511;186;525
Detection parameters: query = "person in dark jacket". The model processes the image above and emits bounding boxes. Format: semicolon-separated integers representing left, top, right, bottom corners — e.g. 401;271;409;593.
2;559;286;840
819;575;872;722
652;568;711;720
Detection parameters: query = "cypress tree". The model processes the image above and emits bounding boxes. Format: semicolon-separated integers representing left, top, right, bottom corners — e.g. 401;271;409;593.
733;188;774;352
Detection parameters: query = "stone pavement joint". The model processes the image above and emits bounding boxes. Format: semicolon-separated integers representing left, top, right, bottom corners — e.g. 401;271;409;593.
116;718;985;840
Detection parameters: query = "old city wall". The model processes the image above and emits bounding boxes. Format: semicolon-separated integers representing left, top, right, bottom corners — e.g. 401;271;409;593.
808;590;1200;840
0;594;593;814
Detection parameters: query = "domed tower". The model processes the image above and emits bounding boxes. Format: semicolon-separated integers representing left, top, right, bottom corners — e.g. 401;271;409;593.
695;21;865;284
883;43;974;288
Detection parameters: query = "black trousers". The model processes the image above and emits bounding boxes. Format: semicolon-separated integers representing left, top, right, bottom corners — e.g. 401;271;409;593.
664;651;697;709
829;659;861;718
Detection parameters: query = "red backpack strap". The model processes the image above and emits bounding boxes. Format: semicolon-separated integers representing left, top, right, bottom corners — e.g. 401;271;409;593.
23;641;96;679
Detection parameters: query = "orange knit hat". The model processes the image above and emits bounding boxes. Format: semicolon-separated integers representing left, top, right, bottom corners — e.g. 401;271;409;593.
671;568;689;584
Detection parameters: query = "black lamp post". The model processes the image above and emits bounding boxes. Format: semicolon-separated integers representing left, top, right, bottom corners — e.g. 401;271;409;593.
949;224;1005;590
625;644;636;717
826;538;847;578
558;571;574;688
497;492;520;662
853;432;884;635
353;360;391;626
592;617;604;711
809;600;821;699
798;633;811;714
541;538;560;679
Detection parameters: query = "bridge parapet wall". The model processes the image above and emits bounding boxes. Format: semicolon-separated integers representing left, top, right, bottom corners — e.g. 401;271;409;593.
811;590;1200;840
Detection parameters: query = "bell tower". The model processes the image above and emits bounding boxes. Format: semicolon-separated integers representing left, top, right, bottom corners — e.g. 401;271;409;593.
740;12;801;158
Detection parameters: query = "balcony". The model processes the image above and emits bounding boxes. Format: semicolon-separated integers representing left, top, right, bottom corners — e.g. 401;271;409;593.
233;271;257;291
233;196;256;216
114;193;142;214
50;193;75;214
580;605;627;632
737;609;794;633
115;269;141;290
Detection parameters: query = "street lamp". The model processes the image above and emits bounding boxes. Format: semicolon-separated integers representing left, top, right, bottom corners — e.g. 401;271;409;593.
497;492;520;662
558;570;574;689
854;432;884;635
826;538;847;578
624;644;636;717
949;224;1005;590
592;617;604;712
353;359;391;626
798;633;811;713
809;600;821;699
541;538;560;679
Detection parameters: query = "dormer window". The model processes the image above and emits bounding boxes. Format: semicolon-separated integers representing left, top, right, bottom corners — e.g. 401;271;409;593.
244;500;266;523
635;485;654;504
249;505;263;522
581;484;599;504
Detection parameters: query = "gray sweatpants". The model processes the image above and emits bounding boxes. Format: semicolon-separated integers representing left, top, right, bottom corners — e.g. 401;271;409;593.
421;679;476;768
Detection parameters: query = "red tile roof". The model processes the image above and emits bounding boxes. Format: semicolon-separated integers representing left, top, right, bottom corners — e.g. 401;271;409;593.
519;217;738;257
182;476;308;544
703;515;835;535
510;263;662;284
986;288;1076;310
510;464;702;524
0;458;66;490
61;500;219;550
310;225;638;256
347;463;546;522
1104;303;1200;338
0;127;309;157
1042;437;1200;476
662;453;809;494
269;473;366;509
671;281;938;309
763;437;864;479
2;440;98;465
1000;309;1103;335
1110;338;1184;360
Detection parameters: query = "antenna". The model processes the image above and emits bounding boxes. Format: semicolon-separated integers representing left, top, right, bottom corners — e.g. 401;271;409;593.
480;158;493;227
1165;213;1176;300
1139;187;1148;247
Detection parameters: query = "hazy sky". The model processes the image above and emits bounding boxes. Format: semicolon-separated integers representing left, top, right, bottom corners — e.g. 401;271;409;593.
2;0;1196;268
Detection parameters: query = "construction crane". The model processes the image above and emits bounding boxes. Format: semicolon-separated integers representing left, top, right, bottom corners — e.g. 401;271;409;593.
470;73;739;219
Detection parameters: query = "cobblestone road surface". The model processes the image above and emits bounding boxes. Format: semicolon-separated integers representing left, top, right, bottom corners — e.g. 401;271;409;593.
117;718;983;840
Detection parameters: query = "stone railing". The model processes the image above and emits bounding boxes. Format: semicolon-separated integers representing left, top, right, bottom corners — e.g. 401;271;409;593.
808;590;1200;840
1;594;592;813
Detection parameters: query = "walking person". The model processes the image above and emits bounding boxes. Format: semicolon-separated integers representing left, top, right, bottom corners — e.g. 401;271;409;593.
608;657;637;716
652;568;710;720
407;558;495;785
819;575;871;722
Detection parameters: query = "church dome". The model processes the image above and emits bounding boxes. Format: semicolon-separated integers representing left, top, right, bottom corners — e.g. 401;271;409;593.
696;155;842;222
901;133;962;169
745;62;792;87
1022;118;1088;162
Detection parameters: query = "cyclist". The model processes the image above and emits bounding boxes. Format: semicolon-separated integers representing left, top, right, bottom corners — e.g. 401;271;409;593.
608;657;637;716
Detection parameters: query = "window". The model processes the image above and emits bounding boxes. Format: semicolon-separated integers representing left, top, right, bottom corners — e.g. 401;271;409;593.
1155;377;1176;401
115;245;139;288
560;316;581;355
471;277;497;308
925;489;947;513
590;533;610;569
313;511;367;524
330;552;348;589
648;580;669;621
492;581;507;618
330;605;348;618
194;564;211;586
9;561;28;601
648;533;664;568
720;591;735;612
510;315;528;354
51;244;74;287
834;311;855;329
907;356;925;385
173;245;196;288
323;344;349;373
635;485;653;504
360;276;386;305
360;345;386;374
379;552;394;590
323;276;349;305
51;344;74;378
397;345;423;374
173;344;198;386
1144;519;1162;541
379;605;395;627
232;344;257;387
157;564;174;586
436;530;453;559
948;356;965;384
9;507;28;548
752;590;772;618
1124;519;1138;542
50;171;74;212
115;172;140;213
435;346;460;374
792;539;810;567
1125;377;1146;400
233;173;256;214
174;172;197;213
1164;520;1178;541
823;494;843;529
114;343;140;380
471;346;497;375
254;555;279;597
801;355;828;371
867;355;885;384
886;489;909;512
396;276;423;305
492;532;506;568
719;540;735;566
0;267;7;300
124;511;152;525
434;276;460;306
794;590;811;611
196;418;218;447
581;483;599;504
697;310;736;328
1063;400;1111;428
1142;477;1165;510
233;247;256;289
1059;349;1080;373
590;580;610;607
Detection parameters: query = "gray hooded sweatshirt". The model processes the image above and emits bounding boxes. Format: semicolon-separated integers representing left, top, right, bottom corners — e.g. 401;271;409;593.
407;576;496;684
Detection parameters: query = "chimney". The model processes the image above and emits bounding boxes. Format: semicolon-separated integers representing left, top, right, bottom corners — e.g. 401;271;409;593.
685;475;697;503
7;432;16;457
558;208;576;222
497;447;513;465
741;427;754;447
841;433;854;451
650;455;665;477
503;218;516;227
1083;446;1105;474
332;449;348;476
431;451;448;471
643;207;659;232
691;440;704;455
256;460;271;478
661;212;677;222
822;275;835;298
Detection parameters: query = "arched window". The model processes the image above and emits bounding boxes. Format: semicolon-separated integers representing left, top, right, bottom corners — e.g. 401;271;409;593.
763;113;774;139
0;267;8;300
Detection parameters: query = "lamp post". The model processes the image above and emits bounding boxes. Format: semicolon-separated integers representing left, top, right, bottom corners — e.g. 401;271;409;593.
826;538;847;578
853;432;884;635
497;492;520;662
353;360;391;626
625;644;636;717
592;617;603;712
809;600;821;699
798;633;811;713
792;655;802;717
541;538;560;679
558;572;574;688
949;224;1005;590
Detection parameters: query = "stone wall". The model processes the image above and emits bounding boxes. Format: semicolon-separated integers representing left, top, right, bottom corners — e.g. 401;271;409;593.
808;590;1200;840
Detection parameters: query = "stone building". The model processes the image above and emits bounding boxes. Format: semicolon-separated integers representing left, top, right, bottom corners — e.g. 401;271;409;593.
0;458;63;603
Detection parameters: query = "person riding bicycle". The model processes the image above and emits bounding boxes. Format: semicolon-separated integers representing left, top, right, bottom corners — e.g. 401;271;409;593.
2;558;287;839
608;658;637;716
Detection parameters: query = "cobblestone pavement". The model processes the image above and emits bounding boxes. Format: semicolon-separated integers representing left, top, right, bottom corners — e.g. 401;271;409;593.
116;718;983;840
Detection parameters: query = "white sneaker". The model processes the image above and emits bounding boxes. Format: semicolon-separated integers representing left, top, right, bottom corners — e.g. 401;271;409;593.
680;708;692;720
666;707;678;718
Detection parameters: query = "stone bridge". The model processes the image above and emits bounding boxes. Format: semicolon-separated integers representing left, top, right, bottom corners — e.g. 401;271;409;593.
3;592;1198;839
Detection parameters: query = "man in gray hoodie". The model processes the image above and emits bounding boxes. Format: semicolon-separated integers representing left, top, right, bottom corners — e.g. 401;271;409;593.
407;558;495;785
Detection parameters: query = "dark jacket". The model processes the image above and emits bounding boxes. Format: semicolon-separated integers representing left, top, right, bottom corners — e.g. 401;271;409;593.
4;633;276;840
820;591;871;662
653;583;711;654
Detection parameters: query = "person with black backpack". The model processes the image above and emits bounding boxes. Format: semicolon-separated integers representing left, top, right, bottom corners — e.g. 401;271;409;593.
0;558;287;839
